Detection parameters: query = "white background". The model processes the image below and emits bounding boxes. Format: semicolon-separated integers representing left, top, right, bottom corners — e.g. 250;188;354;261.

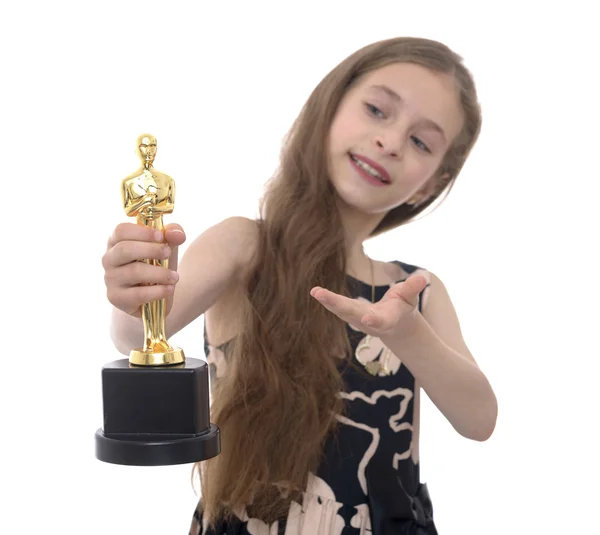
1;1;598;533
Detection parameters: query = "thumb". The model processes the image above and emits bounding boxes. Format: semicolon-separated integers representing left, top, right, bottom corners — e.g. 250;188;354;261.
162;223;186;274
394;275;429;308
164;223;186;247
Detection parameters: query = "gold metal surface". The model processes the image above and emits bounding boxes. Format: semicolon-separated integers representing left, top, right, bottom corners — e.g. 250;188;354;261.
121;134;185;366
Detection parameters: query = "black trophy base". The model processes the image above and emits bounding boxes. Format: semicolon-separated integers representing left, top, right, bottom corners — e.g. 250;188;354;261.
95;425;220;466
95;357;220;466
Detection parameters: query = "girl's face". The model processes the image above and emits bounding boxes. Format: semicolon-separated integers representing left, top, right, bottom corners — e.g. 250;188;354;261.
328;62;465;215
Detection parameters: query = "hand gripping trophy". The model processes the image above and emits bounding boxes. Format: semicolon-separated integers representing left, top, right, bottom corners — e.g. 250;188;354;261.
95;134;220;466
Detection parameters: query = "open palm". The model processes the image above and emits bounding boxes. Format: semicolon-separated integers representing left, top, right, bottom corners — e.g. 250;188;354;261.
310;275;429;338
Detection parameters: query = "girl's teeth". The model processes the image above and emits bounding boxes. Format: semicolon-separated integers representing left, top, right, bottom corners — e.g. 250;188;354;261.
351;155;386;182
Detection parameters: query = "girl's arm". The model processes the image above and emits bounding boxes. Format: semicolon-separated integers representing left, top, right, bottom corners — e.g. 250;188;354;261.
381;272;497;441
110;216;258;355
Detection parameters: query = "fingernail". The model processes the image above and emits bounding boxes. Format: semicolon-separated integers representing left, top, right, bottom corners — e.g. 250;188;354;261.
154;231;164;242
169;270;179;282
163;246;171;257
171;229;185;235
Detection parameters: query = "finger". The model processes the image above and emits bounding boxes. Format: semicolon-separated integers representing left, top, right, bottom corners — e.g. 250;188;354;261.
106;262;179;288
103;241;171;270
164;223;186;247
311;287;369;324
107;222;164;249
107;284;175;316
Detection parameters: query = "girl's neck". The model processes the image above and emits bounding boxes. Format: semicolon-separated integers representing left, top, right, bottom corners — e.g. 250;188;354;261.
337;199;386;264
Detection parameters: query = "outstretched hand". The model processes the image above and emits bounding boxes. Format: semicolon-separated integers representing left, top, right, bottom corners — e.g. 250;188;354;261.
310;274;429;338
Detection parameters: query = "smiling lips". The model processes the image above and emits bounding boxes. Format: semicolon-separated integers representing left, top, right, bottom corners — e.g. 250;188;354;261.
349;153;391;185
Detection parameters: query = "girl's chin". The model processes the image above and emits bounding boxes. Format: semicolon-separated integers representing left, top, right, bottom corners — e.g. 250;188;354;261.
334;195;391;217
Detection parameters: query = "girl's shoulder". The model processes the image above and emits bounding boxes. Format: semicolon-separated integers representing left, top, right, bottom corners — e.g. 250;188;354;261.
195;216;260;275
386;259;432;285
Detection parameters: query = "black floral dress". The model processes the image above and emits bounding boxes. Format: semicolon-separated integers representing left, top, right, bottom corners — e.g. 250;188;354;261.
190;261;438;535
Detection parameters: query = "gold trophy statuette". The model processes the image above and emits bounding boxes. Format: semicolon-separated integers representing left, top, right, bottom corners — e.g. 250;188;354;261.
121;134;185;366
94;134;219;466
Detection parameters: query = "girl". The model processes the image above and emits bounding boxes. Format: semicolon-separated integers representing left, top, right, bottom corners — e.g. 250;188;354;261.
103;37;497;535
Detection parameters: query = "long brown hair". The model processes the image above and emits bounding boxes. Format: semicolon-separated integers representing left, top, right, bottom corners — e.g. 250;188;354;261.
197;36;482;526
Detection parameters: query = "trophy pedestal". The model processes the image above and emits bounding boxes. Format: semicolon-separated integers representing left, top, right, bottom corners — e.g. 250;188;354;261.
130;346;185;366
95;358;220;466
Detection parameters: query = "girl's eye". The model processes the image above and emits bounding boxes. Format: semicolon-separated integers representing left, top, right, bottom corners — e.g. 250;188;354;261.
411;136;431;153
365;103;385;118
